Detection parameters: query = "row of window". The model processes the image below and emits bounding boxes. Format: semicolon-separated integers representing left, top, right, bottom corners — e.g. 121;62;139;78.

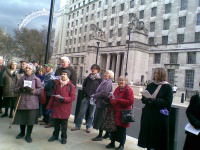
154;52;196;64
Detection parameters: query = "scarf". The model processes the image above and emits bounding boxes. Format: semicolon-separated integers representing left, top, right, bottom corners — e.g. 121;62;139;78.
152;81;169;98
60;79;69;87
90;73;100;80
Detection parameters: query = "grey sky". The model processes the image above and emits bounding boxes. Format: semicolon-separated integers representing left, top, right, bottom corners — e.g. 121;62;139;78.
0;0;60;35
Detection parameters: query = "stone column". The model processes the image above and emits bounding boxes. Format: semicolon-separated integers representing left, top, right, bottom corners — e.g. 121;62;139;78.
106;54;111;70
115;53;121;81
111;54;116;71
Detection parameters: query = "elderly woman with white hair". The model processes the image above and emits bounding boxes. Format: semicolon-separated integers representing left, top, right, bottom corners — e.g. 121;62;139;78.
14;63;42;143
91;70;114;141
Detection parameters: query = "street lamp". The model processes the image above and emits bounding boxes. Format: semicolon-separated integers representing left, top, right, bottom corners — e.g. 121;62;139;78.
125;24;133;77
96;42;100;64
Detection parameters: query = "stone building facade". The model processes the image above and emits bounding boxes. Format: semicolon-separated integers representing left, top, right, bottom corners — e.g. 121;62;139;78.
51;0;200;92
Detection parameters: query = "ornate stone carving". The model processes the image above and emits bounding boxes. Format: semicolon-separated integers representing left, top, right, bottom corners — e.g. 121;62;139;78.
90;24;106;40
130;14;148;34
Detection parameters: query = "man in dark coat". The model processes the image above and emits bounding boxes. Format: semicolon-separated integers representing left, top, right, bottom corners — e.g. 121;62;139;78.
0;56;6;113
55;56;77;86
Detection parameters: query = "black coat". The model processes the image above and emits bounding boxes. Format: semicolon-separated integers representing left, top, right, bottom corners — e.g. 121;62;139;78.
183;94;200;150
138;82;173;150
82;73;102;99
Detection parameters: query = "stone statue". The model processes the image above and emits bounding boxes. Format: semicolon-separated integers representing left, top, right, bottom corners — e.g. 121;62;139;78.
90;24;106;40
130;14;148;34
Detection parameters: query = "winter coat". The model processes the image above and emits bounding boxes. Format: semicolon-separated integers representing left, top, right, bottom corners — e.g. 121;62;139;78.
0;65;6;86
55;66;77;86
44;72;55;96
93;79;112;108
138;82;173;150
15;74;42;110
110;85;134;128
46;80;76;119
2;69;20;97
82;73;102;99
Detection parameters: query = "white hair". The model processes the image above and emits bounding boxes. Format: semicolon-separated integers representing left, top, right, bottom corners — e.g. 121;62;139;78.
61;56;70;64
0;56;3;60
106;70;114;79
27;63;36;73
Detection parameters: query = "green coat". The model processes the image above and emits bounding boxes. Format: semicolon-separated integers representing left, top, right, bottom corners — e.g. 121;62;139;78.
3;69;20;97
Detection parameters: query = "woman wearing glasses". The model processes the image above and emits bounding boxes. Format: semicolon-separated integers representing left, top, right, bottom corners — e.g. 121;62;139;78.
14;63;42;143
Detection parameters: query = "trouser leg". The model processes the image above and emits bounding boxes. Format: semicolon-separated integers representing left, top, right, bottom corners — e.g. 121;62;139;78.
98;129;103;137
118;126;126;146
20;125;26;134
61;119;68;139
26;125;33;136
86;103;96;129
53;119;60;138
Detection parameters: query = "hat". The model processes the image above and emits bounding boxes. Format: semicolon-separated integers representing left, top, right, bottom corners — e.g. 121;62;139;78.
62;69;71;78
44;64;54;69
31;60;39;63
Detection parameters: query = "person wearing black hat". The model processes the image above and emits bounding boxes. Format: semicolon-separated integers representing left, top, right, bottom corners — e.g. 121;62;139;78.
18;60;27;76
47;69;76;144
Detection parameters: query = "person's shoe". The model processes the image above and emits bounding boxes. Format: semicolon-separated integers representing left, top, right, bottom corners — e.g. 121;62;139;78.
1;113;8;118
86;128;91;133
106;143;115;149
45;124;53;128
48;136;58;142
25;135;32;143
71;127;80;131
92;136;103;141
102;134;110;139
40;121;47;125
16;133;25;139
61;138;67;144
117;145;124;150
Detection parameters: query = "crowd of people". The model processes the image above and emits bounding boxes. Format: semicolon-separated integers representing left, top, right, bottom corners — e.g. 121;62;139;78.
0;55;199;150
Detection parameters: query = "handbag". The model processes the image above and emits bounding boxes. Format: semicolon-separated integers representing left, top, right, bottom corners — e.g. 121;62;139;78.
121;108;135;123
101;107;117;132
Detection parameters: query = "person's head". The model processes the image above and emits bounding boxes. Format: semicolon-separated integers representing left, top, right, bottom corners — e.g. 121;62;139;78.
61;56;70;68
38;67;44;76
104;70;114;80
44;64;53;73
90;64;100;75
153;68;167;82
20;60;27;70
118;76;128;88
61;70;71;81
31;60;39;67
0;56;3;65
25;63;36;76
10;61;18;70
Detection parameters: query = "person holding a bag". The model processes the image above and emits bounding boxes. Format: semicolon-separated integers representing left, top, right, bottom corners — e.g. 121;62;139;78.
106;76;134;150
91;70;114;141
183;93;200;150
47;70;76;144
14;63;42;143
138;68;173;150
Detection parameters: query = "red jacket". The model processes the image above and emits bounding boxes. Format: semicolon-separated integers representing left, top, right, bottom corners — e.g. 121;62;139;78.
110;85;134;128
47;80;76;119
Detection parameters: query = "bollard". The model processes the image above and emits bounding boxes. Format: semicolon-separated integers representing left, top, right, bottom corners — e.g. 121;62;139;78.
181;93;184;103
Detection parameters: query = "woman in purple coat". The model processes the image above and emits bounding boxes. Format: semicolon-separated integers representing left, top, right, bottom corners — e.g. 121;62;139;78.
91;70;114;141
14;63;42;143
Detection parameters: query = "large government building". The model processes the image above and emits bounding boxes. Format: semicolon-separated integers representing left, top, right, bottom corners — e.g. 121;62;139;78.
51;0;200;92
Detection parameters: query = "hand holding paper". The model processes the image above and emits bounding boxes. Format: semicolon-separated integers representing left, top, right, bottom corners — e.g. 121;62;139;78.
140;90;153;98
53;95;64;99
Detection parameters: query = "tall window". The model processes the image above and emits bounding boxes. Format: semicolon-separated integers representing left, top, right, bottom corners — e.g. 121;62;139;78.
179;16;186;28
163;19;170;30
83;0;85;5
75;29;77;35
154;53;161;64
187;52;196;64
170;53;178;64
151;7;157;17
185;70;195;88
165;3;171;14
91;14;94;20
92;4;95;10
68;15;71;20
149;37;154;45
105;0;108;5
117;41;121;46
76;20;78;25
195;32;200;42
103;20;107;27
109;30;113;38
118;28;122;37
197;13;200;25
77;11;79;16
139;10;144;19
119;16;123;24
79;27;82;33
99;1;101;7
86;16;88;22
112;6;115;14
150;22;155;32
168;69;175;86
84;36;86;42
96;22;99;28
79;37;81;43
97;12;100;18
85;25;87;32
87;6;89;12
120;3;124;11
82;9;84;14
104;9;108;16
141;0;145;5
74;38;76;44
111;18;114;26
80;18;83;24
177;34;184;43
180;0;187;10
129;13;134;22
130;0;134;8
162;36;168;44
199;0;200;7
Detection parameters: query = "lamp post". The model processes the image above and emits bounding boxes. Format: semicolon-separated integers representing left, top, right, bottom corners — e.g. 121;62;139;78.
96;42;100;64
125;25;132;77
44;0;55;64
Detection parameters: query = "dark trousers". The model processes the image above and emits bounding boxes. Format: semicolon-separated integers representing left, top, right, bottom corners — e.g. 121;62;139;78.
42;96;51;123
20;125;33;136
110;126;126;146
53;118;68;139
0;86;3;110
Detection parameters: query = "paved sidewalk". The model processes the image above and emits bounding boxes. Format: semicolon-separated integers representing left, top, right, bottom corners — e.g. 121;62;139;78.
0;115;144;150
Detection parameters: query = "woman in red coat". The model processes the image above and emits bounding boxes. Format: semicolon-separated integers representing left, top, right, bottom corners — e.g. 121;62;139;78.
46;70;76;144
106;76;134;150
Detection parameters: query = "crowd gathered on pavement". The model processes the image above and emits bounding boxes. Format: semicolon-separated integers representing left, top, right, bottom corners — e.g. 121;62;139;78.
0;55;199;150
